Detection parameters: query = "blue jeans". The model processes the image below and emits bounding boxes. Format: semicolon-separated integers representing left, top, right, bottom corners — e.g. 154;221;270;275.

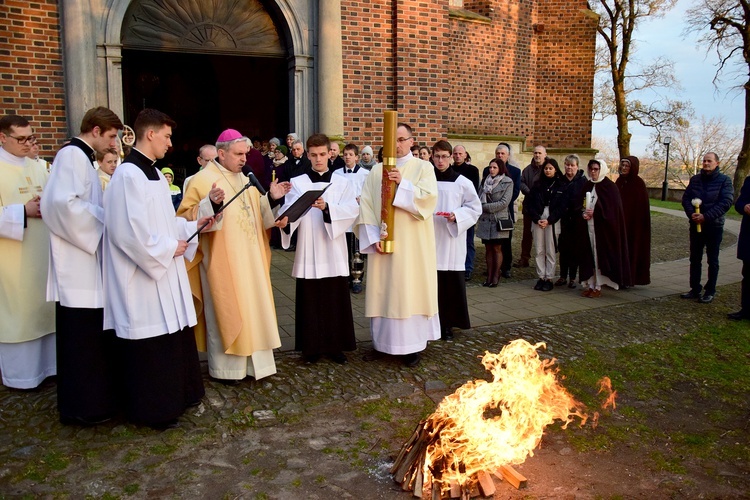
689;224;723;295
465;226;476;274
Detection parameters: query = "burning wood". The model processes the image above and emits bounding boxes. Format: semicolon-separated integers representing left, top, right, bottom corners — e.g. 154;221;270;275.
392;339;615;498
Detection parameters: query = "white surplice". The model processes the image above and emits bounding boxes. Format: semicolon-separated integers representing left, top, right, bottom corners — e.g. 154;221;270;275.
434;176;481;271
103;162;198;340
332;166;369;233
42;141;105;308
280;173;359;278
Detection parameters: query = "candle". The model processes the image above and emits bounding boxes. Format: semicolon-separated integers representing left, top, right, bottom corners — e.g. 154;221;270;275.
585;192;592;210
380;110;398;254
691;198;703;233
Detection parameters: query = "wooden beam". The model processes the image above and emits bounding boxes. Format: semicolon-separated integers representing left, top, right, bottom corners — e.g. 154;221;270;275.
495;465;527;489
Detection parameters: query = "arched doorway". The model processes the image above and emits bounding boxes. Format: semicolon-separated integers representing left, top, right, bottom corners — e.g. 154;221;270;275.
120;0;290;175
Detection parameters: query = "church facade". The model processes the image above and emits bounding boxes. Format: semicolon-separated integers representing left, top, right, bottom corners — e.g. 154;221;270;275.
1;0;598;165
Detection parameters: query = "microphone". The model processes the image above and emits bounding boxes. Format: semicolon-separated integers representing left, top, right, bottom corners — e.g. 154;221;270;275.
241;165;267;195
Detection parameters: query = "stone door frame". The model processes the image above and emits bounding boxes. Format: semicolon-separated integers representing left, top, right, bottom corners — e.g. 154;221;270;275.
60;0;314;139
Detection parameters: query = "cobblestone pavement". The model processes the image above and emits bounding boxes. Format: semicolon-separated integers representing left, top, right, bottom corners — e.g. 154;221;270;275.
0;208;745;498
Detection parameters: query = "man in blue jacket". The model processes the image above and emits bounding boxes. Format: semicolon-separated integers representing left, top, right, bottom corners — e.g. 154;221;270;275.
729;173;750;319
680;152;733;304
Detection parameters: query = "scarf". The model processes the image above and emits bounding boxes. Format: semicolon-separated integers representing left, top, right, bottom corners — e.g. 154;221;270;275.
480;174;504;203
273;155;287;167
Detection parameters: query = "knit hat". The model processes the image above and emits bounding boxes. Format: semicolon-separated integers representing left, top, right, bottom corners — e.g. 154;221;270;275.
361;145;373;156
277;145;289;156
217;129;243;143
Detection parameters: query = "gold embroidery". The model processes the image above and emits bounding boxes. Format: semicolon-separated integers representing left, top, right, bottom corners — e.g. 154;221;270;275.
19;187;29;194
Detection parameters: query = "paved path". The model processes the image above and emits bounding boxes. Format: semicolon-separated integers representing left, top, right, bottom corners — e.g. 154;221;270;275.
269;207;743;351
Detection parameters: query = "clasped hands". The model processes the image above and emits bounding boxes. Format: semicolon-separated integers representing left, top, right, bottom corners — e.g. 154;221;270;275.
25;195;42;219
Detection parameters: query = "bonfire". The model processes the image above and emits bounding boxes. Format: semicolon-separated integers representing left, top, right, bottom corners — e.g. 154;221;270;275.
391;339;616;498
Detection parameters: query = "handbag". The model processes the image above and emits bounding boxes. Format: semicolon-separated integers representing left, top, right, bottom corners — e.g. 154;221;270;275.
496;217;514;231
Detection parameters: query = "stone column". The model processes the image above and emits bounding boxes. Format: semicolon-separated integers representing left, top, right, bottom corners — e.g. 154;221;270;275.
61;0;98;135
317;0;344;141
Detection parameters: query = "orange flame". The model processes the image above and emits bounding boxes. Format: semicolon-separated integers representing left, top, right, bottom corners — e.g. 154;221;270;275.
423;339;589;490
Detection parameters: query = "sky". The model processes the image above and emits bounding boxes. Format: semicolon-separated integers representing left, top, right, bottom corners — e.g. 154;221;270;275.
591;0;745;157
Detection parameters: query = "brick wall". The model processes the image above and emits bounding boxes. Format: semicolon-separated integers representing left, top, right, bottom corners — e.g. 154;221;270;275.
448;1;536;142
340;0;597;152
533;1;597;149
340;0;451;151
0;0;67;160
340;1;396;150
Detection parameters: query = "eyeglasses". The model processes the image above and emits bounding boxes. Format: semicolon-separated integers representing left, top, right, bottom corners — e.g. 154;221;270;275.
433;154;451;160
8;134;36;145
396;136;413;143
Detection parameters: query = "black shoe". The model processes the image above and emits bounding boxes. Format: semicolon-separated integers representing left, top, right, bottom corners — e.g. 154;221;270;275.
680;290;701;299
534;279;544;291
482;281;490;287
149;418;179;431
403;353;420;367
441;329;454;341
699;293;714;304
542;280;553;291
568;280;577;289
60;414;114;426
554;278;567;286
488;282;498;288
329;352;348;364
362;350;382;362
501;270;512;279
304;354;321;364
727;310;750;320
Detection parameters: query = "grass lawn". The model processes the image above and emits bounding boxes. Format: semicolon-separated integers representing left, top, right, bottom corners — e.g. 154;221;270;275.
650;197;743;221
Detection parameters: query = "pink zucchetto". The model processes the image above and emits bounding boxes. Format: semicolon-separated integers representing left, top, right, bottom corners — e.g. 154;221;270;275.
217;129;243;143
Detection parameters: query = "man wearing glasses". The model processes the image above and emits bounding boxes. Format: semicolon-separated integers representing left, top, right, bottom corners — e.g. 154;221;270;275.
0;115;56;389
185;144;217;192
356;123;439;367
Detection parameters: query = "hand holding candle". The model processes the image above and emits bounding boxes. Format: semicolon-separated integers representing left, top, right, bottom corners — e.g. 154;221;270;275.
691;198;703;233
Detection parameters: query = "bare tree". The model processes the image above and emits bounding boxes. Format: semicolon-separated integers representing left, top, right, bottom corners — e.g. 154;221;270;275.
647;114;742;188
685;0;750;197
590;0;691;158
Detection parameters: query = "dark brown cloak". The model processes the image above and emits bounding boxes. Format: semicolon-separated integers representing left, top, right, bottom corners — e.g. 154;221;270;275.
615;156;651;285
576;177;633;287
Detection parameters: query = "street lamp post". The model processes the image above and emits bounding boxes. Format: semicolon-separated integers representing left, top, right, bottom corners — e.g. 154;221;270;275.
661;136;672;201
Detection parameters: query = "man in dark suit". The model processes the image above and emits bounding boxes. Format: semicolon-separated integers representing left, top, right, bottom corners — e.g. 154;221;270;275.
282;139;311;181
729;173;750;319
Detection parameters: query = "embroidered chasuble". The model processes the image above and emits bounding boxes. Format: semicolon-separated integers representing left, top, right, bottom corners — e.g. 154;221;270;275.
177;161;281;356
0;153;54;342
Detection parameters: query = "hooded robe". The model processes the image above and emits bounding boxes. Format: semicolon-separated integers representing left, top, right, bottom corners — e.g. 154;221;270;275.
577;161;632;288
615;156;651;285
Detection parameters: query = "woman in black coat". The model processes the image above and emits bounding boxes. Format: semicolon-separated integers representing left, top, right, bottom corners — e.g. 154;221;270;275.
526;158;567;291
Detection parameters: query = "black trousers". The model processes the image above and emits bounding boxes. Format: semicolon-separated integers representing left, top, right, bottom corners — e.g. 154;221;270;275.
56;303;119;420
688;224;723;296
